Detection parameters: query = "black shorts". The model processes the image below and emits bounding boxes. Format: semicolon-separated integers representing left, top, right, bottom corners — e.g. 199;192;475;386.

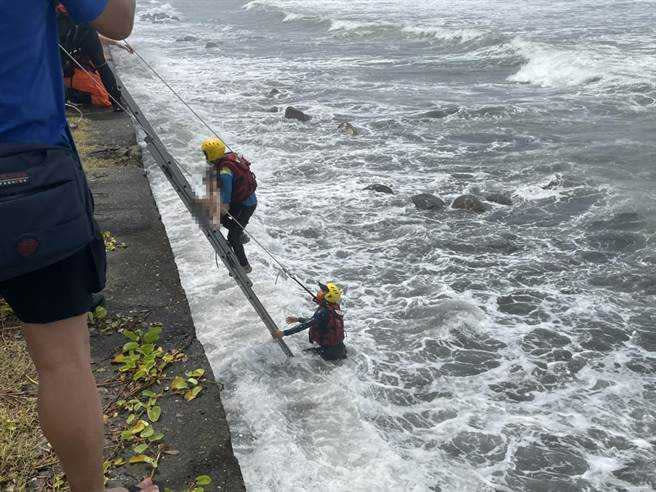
0;235;106;324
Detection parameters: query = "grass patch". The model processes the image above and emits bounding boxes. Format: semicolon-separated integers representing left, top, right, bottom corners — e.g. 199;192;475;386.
0;300;61;490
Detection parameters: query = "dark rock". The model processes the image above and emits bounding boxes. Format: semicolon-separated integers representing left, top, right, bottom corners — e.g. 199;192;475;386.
267;88;281;98
175;35;197;42
337;122;359;136
364;184;393;194
613;459;656;488
205;41;219;48
284;106;311;122
451;194;487;213
411;193;446;211
264;106;279;113
485;193;513;206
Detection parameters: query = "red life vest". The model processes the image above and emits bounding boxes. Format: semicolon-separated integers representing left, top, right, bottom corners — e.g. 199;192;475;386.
309;304;345;347
216;153;257;204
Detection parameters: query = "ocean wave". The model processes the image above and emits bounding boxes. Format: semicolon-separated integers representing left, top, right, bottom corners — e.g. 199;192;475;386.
507;38;656;89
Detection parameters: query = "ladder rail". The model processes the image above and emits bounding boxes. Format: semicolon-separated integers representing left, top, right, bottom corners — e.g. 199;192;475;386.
115;73;293;358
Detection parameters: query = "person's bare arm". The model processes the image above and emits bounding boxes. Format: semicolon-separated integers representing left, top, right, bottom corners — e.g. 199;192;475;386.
91;0;136;40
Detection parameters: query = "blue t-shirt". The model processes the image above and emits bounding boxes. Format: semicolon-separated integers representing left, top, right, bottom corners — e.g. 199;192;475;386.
0;0;108;146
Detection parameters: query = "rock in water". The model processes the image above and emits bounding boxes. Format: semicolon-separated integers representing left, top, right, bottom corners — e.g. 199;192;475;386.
284;106;312;122
205;41;219;48
364;184;393;194
452;195;487;213
267;88;281;98
264;106;279;113
338;122;359;136
485;193;513;206
176;35;197;42
412;193;446;210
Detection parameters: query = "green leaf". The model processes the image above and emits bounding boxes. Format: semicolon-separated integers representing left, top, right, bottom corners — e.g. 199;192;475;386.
128;454;154;465
113;457;125;466
140;426;155;439
143;325;162;344
126;414;136;425
187;368;206;379
187;378;199;386
191;488;204;492
195;475;212;486
147;405;161;422
123;341;139;353
148;432;165;442
132;369;148;381
94;305;108;320
184;385;203;401
123;330;139;342
140;343;155;355
133;443;149;454
128;420;148;435
141;390;157;398
120;430;134;441
171;376;188;390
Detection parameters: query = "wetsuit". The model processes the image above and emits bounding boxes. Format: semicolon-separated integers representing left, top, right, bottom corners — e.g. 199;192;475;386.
284;305;347;361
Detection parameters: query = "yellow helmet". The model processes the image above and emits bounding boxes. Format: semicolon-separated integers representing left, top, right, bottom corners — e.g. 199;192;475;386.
318;282;343;304
201;137;226;162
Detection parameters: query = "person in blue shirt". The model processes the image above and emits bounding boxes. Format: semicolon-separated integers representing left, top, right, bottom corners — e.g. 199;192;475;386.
0;2;159;491
201;137;257;273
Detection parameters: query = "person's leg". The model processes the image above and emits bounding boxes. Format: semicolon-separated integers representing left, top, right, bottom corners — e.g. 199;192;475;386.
22;314;105;492
80;29;121;105
225;206;250;267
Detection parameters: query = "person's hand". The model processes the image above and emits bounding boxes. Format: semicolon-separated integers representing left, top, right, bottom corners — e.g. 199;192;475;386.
286;316;297;324
272;330;284;339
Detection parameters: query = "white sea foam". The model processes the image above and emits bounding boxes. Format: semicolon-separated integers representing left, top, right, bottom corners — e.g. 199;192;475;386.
115;0;656;489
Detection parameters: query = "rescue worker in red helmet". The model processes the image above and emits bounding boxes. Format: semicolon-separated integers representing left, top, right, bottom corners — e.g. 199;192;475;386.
273;282;347;360
201;137;257;273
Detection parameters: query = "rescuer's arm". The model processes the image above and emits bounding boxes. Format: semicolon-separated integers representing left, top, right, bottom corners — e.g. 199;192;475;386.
91;0;136;40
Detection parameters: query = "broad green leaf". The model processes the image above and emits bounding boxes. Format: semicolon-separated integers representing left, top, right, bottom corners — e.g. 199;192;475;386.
195;475;212;486
113;353;126;364
123;330;139;341
140;426;155;439
191;487;204;492
114;457;125;466
188;368;206;379
148;432;165;442
147;405;161;422
143;326;162;344
140;343;155;355
171;376;188;390
141;390;157;398
94;306;108;320
126;414;136;425
120;430;133;441
147;397;157;407
133;443;149;454
132;369;148;381
128;454;153;465
187;378;199;386
123;341;139;353
128;420;148;435
185;385;203;401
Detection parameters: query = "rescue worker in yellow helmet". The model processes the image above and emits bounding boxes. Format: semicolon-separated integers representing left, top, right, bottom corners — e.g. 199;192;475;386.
200;137;257;273
273;282;347;361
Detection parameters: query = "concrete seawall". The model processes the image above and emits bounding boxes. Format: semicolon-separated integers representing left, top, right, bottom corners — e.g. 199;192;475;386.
77;107;245;490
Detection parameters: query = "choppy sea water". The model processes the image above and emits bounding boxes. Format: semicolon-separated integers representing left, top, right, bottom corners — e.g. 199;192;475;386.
114;0;656;489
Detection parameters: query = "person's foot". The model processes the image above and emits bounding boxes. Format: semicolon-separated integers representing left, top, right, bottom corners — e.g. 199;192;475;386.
90;292;105;311
240;232;250;244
